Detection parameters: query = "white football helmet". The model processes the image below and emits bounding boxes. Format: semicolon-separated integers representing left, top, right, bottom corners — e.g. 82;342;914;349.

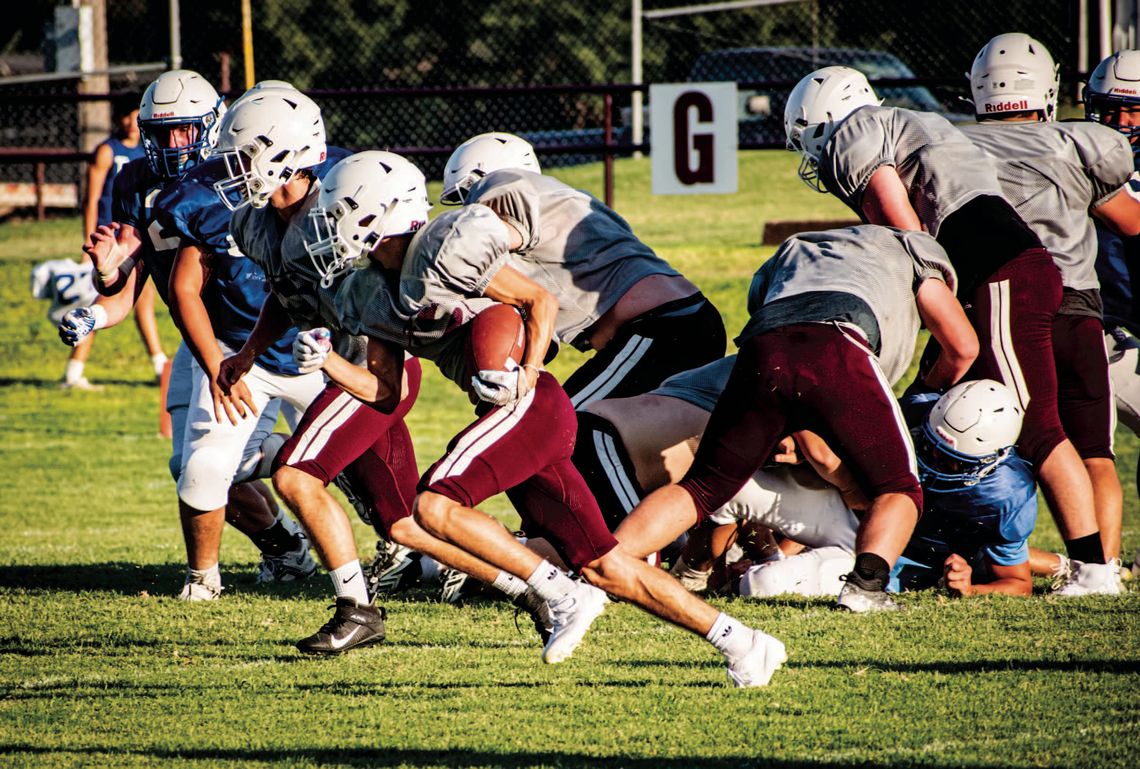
784;66;880;191
918;379;1024;490
305;151;431;287
968;33;1059;121
212;90;327;211
228;80;298;110
1084;50;1140;150
138;69;225;179
440;132;541;204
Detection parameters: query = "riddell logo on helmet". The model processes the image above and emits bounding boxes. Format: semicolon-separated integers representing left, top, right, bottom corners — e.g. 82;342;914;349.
152;112;176;118
1113;88;1138;95
985;100;1029;113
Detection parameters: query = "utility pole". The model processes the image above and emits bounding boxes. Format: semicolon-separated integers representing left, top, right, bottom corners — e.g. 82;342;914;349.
77;0;110;154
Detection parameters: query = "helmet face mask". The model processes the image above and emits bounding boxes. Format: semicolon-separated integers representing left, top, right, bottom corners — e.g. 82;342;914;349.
304;151;430;287
1084;50;1140;154
138;69;224;179
212;90;327;211
441;132;541;205
968;33;1059;121
784;66;880;192
917;422;1011;491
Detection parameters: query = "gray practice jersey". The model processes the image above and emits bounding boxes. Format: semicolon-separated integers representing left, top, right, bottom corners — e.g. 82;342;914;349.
649;356;858;550
740;225;956;384
462;169;680;345
330;214;497;389
960;121;1134;292
232;191;367;364
820;105;1006;237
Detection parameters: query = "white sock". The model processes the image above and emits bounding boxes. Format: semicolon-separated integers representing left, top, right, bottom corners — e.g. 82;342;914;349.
151;352;168;378
64;359;85;384
492;570;527;598
705;612;753;660
525;559;576;602
187;564;221;588
420;556;442;583
329;560;371;604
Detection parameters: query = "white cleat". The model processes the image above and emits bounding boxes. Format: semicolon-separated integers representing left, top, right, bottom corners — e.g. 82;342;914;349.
177;573;223;601
1053;559;1124;596
726;630;788;688
541;581;609;664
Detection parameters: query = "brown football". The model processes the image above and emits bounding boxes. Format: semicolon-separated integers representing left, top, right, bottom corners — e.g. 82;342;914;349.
466;303;527;377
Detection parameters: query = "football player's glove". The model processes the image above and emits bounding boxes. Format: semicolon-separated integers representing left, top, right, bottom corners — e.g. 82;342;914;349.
292;328;332;374
471;366;531;407
58;307;97;346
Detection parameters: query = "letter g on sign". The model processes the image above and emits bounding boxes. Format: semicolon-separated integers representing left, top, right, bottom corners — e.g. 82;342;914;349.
673;91;715;185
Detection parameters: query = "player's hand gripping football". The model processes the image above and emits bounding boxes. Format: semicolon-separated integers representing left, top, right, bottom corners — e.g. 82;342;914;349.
471;364;537;407
58;307;97;346
293;328;333;374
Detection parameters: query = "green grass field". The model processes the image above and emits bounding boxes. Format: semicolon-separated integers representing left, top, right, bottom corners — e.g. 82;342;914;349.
1;151;1138;769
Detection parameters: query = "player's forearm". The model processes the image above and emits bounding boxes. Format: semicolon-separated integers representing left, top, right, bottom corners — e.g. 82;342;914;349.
240;294;294;360
520;292;558;373
960;576;1032;597
169;290;223;374
323;351;399;412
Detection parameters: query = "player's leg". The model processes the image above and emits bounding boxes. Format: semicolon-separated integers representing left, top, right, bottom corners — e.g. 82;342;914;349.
969;257;1111;586
1053;314;1121;561
738;546;855;598
61;333;100;390
132;280;167;380
563;296;726;409
1107;326;1140;572
176;355;277;598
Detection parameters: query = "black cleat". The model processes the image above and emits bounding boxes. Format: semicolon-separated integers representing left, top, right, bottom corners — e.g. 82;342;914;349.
296;598;387;655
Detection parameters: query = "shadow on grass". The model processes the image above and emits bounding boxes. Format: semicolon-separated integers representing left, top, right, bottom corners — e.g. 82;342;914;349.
0;744;1018;769
0;376;157;388
0;562;328;599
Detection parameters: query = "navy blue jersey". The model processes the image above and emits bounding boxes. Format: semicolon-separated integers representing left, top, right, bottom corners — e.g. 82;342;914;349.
155;158;299;375
96;135;145;227
890;392;1038;592
111;158;181;305
1095;168;1140;337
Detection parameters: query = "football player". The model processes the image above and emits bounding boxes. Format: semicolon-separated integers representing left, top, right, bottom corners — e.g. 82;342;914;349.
612;225;978;612
784;66;1113;595
890;380;1036;597
573;354;861;598
58;70;301;600
302;152;787;686
55;92;167;391
150;79;327;600
437;132;727;408
211;97;508;652
1087;50;1140;577
958;34;1138;591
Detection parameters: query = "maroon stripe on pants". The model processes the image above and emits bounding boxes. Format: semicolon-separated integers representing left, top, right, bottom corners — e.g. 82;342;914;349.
1054;313;1114;460
679;323;921;519
420;372;617;568
966;249;1066;467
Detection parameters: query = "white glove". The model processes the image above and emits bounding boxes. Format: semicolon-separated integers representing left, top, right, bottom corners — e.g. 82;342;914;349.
58;306;105;346
471;366;532;407
292;328;332;374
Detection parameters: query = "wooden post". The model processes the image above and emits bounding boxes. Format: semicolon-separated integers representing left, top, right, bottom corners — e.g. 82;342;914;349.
241;0;256;89
35;162;46;222
604;91;614;209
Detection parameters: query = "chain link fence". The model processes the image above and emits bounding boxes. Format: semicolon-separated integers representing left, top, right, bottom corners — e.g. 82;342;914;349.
0;0;1096;206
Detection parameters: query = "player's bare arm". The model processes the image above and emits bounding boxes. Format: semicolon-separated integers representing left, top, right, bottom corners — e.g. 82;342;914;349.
943;553;1032;597
915;277;979;390
861;165;923;231
217;293;295;394
169;242;257;424
82;142;114;241
483;264;558;389
792;430;871;512
1092;184;1140;238
321;336;404;413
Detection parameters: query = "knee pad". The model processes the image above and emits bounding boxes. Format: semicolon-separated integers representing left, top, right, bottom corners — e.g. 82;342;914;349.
178;446;236;511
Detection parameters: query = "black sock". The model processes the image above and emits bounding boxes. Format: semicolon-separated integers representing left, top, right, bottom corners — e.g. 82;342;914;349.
1063;533;1106;565
852;553;890;590
251;519;300;556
